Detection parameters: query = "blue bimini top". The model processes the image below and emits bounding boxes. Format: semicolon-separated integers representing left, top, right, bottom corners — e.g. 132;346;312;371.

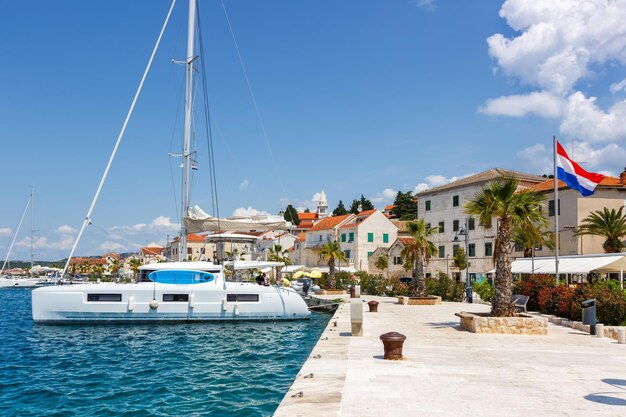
148;270;215;284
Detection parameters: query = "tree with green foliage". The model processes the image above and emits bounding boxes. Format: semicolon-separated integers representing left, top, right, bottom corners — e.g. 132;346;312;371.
453;247;470;271
348;195;374;214
400;219;439;297
465;176;545;316
512;221;554;258
575;206;626;253
268;244;291;278
333;200;348;216
374;255;388;278
359;194;374;211
129;258;141;278
319;241;346;289
390;191;416;220
283;204;300;226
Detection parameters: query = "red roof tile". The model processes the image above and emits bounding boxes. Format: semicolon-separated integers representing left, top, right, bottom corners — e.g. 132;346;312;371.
298;212;318;220
384;205;394;211
357;209;376;217
295;232;306;242
308;214;353;231
398;237;415;246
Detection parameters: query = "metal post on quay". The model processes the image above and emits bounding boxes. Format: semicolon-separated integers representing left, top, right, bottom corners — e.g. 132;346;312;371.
454;219;473;303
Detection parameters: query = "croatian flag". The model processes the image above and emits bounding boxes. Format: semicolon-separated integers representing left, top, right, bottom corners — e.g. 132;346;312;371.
556;141;605;196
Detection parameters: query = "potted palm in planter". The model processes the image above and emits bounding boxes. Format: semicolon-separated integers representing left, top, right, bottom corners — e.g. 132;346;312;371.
400;219;441;305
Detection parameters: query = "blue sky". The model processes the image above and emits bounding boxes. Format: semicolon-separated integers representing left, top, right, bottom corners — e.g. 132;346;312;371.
1;0;625;260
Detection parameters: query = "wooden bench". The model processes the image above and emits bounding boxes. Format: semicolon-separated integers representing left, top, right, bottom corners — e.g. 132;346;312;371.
513;294;530;312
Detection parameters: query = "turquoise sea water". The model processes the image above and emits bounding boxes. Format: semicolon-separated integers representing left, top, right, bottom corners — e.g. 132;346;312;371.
0;288;329;416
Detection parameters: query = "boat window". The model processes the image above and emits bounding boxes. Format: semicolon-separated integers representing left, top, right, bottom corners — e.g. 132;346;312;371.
227;294;259;302
163;294;189;302
87;294;122;302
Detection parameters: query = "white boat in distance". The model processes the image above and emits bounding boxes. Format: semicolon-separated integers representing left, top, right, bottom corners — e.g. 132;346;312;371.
32;0;310;323
32;261;309;323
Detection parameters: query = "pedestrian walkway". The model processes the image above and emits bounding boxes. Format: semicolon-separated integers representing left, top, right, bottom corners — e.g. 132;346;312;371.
274;296;626;417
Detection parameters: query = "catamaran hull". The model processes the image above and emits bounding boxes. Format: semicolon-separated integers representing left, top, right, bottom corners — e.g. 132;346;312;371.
32;282;310;324
0;278;41;288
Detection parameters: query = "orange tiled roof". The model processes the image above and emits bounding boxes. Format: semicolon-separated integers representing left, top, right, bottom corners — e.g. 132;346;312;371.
308;214;353;231
398;237;415;246
357;209;376;217
187;234;206;243
141;246;164;255
384;205;394;211
295;232;306;242
339;223;358;229
298;212;318;220
529;176;624;193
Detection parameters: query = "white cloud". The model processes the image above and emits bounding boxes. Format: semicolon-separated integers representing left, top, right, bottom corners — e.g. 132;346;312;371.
488;0;626;94
371;188;398;204
415;0;436;11
110;216;179;236
560;92;626;142
99;241;127;252
610;78;626;94
479;91;564;118
518;141;626;176
482;0;626;143
15;235;75;252
232;206;271;217
239;179;249;190
55;225;77;235
311;192;322;203
413;174;473;194
516;144;551;174
0;227;12;237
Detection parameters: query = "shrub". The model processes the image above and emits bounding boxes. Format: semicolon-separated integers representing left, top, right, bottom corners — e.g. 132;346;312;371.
472;280;494;303
425;273;465;302
513;274;554;311
535;281;626;326
355;271;410;296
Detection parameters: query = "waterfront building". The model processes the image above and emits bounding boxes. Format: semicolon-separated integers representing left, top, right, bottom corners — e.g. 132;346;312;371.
293;212;318;234
522;169;626;258
337;210;398;272
368;237;414;278
163;234;212;261
415;168;545;283
140;243;165;264
256;231;297;260
293;209;398;272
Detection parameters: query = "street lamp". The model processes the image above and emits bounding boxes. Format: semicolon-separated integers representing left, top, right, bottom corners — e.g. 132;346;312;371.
453;219;473;303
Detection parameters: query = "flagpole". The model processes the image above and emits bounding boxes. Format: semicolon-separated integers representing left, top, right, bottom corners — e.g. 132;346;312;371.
553;135;559;286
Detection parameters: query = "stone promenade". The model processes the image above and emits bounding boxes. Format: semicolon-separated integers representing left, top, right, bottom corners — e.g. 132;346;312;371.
273;295;626;417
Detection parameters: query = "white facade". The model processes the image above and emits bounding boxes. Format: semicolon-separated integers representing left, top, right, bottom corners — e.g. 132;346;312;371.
416;169;545;283
337;210;398;272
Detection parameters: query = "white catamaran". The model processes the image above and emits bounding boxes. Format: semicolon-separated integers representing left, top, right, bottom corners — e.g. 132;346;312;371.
32;0;310;323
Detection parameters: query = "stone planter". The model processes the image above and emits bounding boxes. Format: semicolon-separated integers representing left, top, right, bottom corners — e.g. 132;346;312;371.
397;296;408;305
407;295;442;306
318;290;346;296
455;311;548;335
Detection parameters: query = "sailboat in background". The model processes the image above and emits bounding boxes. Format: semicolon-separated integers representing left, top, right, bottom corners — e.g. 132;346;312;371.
1;186;41;288
32;0;309;323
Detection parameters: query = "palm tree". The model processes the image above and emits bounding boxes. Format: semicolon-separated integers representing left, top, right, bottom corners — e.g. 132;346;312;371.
225;248;245;261
465;176;545;316
400;219;438;297
575;207;626;253
512;221;554;258
109;259;121;279
319;241;346;289
268;244;292;278
129;258;142;278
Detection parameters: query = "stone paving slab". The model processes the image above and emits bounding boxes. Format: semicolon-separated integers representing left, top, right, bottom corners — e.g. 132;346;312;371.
274;296;626;417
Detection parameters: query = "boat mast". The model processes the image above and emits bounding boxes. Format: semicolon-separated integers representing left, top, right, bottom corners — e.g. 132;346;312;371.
180;0;196;261
31;185;35;271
